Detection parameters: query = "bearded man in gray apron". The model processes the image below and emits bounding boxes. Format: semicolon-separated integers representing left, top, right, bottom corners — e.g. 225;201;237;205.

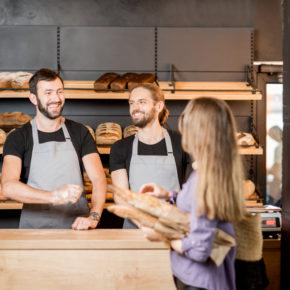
110;84;190;229
1;68;107;229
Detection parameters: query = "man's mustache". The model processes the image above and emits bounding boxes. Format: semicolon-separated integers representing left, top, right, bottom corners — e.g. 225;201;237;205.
47;102;62;106
131;110;144;115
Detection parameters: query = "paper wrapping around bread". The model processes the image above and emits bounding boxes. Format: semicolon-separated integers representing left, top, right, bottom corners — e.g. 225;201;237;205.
108;185;235;266
94;73;120;91
95;122;122;145
85;125;95;141
237;131;257;146
123;125;139;138
0;112;32;132
0;128;6;145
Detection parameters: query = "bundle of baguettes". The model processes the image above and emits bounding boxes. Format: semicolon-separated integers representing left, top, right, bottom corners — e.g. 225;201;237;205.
95;122;122;145
108;185;190;239
108;185;236;266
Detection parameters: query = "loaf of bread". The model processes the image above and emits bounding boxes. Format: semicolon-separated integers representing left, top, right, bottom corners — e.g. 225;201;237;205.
243;180;256;199
94;73;120;91
237;131;257;146
123;125;139;138
110;73;139;90
85;125;95;141
0;72;32;89
10;72;32;89
0;112;32;132
0;72;11;89
0;128;6;144
95;122;122;145
128;73;156;90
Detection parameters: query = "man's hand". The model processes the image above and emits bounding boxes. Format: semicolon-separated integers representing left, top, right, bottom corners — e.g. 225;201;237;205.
139;183;171;200
72;217;99;230
52;184;82;205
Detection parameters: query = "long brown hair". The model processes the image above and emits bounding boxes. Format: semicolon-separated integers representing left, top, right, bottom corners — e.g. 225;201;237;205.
130;83;169;126
179;97;247;222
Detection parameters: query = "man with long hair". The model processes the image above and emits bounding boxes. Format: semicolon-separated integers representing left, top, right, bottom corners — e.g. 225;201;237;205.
110;83;190;228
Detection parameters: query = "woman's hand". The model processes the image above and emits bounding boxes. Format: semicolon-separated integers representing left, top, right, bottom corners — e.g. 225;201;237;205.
140;226;166;242
139;183;171;200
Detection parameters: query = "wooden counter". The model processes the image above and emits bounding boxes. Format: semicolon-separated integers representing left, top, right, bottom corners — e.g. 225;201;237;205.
0;229;175;290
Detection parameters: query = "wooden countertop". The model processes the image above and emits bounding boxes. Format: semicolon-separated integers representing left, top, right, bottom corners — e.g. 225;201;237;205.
0;229;168;250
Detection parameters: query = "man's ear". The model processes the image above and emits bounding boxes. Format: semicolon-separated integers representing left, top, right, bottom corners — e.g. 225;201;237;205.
156;101;164;113
29;93;37;106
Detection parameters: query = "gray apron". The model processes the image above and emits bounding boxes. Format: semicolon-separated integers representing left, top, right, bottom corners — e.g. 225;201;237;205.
124;128;180;229
19;119;90;229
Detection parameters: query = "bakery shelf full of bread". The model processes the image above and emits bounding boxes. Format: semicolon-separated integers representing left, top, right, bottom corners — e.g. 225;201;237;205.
0;80;262;101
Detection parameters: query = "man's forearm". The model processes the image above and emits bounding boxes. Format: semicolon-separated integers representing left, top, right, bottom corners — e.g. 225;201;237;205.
90;179;107;216
2;180;53;204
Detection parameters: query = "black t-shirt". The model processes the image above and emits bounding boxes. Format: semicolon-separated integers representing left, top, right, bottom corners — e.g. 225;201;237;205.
109;129;191;187
3;119;98;183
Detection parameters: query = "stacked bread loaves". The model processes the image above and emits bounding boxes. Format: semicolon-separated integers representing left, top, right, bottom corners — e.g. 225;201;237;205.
83;170;113;203
95;122;122;145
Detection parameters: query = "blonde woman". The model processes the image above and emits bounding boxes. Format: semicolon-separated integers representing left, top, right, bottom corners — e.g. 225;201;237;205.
140;97;248;290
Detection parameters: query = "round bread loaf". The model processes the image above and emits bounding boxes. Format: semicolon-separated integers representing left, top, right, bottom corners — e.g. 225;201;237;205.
123;125;139;138
0;112;32;132
243;179;256;199
0;128;6;144
237;131;257;146
95;122;122;145
85;125;96;141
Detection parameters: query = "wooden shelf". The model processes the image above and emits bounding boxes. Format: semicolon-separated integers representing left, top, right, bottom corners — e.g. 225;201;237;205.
97;145;263;155
0;201;23;210
0;201;115;210
239;146;263;155
0;81;262;101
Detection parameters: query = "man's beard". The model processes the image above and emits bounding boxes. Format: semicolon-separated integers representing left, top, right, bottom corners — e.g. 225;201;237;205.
36;96;64;120
131;108;156;128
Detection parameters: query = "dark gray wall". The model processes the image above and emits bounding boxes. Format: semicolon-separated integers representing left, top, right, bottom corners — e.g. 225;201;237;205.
0;0;282;60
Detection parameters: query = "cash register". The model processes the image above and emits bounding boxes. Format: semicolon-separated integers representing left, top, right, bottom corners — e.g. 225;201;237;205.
247;205;281;238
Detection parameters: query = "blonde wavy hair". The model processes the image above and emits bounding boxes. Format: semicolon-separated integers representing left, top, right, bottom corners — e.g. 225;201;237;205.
179;97;248;222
